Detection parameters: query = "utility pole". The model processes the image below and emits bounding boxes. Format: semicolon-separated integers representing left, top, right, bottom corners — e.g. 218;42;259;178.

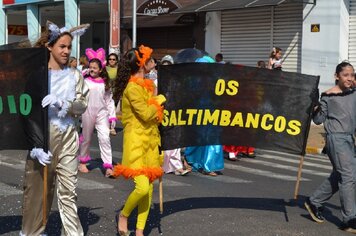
132;0;136;48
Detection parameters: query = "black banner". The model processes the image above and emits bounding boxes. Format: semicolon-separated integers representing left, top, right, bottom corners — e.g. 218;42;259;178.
158;63;319;155
0;48;48;150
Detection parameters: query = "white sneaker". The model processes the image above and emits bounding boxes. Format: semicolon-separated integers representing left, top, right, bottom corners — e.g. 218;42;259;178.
228;152;238;161
174;169;190;176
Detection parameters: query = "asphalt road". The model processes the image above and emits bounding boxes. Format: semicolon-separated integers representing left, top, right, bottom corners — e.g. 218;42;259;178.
0;129;352;236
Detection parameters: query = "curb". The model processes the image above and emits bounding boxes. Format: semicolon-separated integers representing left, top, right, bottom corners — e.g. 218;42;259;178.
305;146;323;154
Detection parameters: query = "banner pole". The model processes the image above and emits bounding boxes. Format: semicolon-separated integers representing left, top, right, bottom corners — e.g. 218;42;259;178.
43;50;49;226
159;177;163;214
42;165;48;226
294;155;305;199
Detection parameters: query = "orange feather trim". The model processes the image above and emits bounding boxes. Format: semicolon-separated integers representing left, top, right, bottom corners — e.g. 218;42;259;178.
112;165;164;182
135;45;153;68
148;98;164;123
129;76;155;95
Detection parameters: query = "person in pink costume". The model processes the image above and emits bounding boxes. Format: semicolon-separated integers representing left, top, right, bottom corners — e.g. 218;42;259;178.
78;48;117;177
163;149;191;176
160;56;191;176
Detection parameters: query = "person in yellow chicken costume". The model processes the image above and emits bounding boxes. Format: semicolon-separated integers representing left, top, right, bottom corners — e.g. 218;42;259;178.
112;45;166;236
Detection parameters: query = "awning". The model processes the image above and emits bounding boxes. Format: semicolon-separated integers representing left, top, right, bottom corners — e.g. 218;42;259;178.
172;0;288;14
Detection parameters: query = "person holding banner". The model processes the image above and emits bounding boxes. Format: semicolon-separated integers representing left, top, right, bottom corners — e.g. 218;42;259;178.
77;48;116;177
304;61;356;233
112;45;165;236
20;21;90;236
184;55;224;177
160;55;191;176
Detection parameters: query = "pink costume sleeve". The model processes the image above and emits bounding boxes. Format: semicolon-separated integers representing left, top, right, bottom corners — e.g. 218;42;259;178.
104;90;117;121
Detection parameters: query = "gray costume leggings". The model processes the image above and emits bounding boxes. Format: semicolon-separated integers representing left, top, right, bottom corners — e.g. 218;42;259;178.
310;133;356;223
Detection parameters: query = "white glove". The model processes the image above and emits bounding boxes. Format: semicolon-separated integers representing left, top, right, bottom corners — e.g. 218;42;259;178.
110;120;116;129
42;94;63;108
30;148;52;166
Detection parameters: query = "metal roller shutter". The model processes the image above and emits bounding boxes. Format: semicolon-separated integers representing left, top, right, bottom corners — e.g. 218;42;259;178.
221;2;302;72
221;7;271;67
349;0;356;65
273;2;303;72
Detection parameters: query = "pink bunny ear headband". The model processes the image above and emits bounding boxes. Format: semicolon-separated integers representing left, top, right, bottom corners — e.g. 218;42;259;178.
47;21;90;44
85;48;106;68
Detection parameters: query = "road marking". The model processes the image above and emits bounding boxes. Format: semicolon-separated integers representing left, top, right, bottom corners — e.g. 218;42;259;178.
259;154;332;170
189;171;252;183
0;182;22;196
90;147;122;159
153;178;192;187
77;177;113;190
242;158;329;177
0;152;26;170
0;160;24;170
259;149;331;163
224;163;310;181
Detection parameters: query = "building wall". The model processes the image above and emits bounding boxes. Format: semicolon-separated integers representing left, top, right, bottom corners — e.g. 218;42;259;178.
302;0;349;92
205;11;221;57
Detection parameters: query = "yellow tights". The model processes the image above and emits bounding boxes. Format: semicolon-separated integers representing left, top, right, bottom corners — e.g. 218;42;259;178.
121;175;153;230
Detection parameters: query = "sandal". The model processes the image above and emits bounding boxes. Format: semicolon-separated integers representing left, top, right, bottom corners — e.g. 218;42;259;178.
203;171;218;176
116;212;130;236
174;169;190;176
183;161;192;171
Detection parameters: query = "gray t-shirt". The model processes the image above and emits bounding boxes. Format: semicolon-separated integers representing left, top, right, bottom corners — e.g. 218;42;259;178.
313;88;356;134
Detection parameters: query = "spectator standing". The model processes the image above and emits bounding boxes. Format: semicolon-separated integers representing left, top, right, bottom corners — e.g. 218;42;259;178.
161;55;190;176
268;47;283;70
106;52;120;136
257;60;266;68
68;56;77;69
106;52;119;81
145;58;158;95
215;53;225;64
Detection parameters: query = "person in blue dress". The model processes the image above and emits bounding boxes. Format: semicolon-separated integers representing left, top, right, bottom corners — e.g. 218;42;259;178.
184;56;224;176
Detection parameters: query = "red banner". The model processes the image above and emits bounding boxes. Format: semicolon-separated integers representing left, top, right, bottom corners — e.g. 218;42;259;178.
110;0;120;48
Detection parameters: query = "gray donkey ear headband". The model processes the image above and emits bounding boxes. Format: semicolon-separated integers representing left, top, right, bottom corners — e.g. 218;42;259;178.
47;21;90;44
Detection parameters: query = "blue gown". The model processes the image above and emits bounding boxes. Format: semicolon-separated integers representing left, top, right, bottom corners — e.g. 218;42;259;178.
184;56;224;173
185;145;224;172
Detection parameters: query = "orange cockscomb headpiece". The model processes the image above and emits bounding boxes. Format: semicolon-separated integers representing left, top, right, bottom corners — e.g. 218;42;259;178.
135;45;153;68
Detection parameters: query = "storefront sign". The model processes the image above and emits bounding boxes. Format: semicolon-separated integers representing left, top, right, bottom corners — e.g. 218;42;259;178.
311;24;320;32
8;25;28;35
176;14;196;24
3;0;45;5
137;0;179;15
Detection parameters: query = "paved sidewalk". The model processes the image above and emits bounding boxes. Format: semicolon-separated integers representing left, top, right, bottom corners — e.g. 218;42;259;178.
306;124;325;154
